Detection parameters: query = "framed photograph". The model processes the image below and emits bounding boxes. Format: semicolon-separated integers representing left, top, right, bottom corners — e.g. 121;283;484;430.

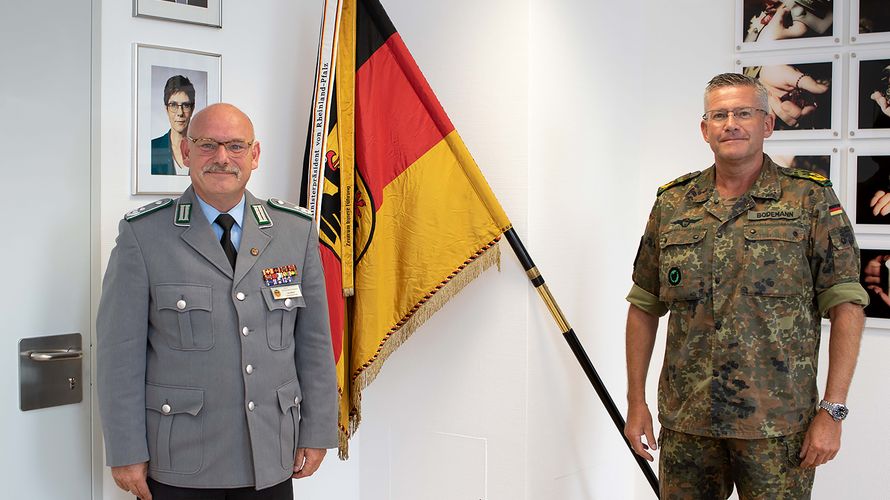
133;0;222;28
848;49;890;139
851;0;890;45
859;248;890;327
765;142;839;181
134;44;221;194
736;0;841;52
737;52;841;140
846;146;890;234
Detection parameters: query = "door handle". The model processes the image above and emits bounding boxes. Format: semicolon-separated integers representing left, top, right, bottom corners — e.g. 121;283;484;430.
26;348;84;362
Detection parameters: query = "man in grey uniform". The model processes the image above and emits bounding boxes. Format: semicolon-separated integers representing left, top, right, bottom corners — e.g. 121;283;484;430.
98;103;337;499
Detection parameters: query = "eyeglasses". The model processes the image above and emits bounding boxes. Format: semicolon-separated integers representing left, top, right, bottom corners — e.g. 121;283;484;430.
188;137;255;157
166;101;194;112
702;107;766;123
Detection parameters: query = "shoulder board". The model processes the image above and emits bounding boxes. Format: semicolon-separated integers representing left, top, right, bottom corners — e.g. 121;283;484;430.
124;198;173;221
267;198;313;220
779;167;832;187
657;171;701;196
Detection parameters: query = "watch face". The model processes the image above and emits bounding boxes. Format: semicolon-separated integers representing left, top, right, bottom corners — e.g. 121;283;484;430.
835;405;849;420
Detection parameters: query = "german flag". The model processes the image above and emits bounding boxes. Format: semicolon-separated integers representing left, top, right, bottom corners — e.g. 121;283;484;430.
303;0;512;457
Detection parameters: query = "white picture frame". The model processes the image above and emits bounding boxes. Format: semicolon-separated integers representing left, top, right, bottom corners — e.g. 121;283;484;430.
848;49;890;139
850;0;890;45
736;0;841;52
133;0;222;29
736;52;842;140
765;142;840;185
846;145;890;235
133;44;221;195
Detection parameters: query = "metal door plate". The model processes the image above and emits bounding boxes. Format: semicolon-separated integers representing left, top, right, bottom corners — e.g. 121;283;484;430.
19;333;83;411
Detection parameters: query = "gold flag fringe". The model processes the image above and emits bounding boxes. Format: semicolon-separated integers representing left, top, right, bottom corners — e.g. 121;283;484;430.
336;236;502;459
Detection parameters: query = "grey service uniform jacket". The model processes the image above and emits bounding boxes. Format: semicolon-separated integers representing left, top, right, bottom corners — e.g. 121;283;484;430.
97;186;337;489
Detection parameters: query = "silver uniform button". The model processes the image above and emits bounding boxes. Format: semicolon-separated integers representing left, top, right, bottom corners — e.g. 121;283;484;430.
294;396;299;405
245;364;254;374
247;401;255;411
236;292;246;301
241;326;249;336
284;298;293;307
161;404;171;414
176;299;187;310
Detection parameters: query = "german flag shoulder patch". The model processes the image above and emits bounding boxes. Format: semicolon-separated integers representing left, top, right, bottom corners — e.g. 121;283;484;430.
267;198;313;220
124;198;173;221
780;167;832;187
657;171;701;196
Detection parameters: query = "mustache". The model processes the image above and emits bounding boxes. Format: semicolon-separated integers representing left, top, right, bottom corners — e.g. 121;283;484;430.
202;163;241;177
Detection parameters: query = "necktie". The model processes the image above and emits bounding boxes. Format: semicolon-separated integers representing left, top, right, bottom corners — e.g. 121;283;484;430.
215;213;238;270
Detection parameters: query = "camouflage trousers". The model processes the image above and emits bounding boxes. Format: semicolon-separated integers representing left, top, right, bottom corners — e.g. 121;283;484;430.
659;427;815;499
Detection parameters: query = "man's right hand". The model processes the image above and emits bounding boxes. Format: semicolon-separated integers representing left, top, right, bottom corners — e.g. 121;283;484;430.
624;402;657;462
111;462;151;500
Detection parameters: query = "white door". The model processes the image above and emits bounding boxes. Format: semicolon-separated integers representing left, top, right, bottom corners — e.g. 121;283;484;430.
0;0;95;498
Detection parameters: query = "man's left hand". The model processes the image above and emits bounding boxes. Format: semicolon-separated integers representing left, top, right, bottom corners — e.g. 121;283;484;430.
293;447;327;479
799;410;841;468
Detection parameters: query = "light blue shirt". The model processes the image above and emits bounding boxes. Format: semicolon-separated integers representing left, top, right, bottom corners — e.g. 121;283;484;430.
195;193;245;251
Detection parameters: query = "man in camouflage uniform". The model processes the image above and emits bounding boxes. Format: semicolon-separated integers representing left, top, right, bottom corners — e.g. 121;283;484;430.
623;73;868;499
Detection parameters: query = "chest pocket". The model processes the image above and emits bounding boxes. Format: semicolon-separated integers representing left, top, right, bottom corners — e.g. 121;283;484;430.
154;284;214;350
659;228;707;302
742;224;807;297
261;287;306;350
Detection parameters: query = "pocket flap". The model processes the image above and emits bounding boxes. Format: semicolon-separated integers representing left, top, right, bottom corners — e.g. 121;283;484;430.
155;284;212;312
261;287;306;311
743;225;804;243
276;377;303;414
145;383;204;416
660;228;707;248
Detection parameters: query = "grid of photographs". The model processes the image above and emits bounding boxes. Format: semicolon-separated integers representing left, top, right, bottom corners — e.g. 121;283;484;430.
735;0;890;326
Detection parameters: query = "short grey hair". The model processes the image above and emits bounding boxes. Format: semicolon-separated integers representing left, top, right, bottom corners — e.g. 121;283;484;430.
704;72;769;112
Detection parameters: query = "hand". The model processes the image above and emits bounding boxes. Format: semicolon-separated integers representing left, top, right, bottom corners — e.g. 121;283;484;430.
759;65;830;127
862;254;890;306
292;447;327;479
871;91;890;118
799;410;842;468
111;462;152;499
758;5;808;41
624;402;657;462
870;190;890;216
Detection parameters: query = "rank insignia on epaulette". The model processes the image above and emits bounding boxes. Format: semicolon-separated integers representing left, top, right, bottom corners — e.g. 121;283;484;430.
781;168;832;187
174;203;192;226
657;171;701;196
267;198;313;220
251;204;273;228
125;198;173;221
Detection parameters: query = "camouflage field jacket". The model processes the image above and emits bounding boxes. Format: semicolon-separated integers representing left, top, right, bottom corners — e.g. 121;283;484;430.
627;156;868;439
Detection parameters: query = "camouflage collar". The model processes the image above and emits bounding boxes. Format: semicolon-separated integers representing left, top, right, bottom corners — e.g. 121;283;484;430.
685;155;781;203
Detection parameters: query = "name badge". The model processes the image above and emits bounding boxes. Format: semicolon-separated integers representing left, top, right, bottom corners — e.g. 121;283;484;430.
272;284;302;299
747;209;799;221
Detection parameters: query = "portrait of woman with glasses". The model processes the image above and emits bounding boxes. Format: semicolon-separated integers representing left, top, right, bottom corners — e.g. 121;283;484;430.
152;74;197;176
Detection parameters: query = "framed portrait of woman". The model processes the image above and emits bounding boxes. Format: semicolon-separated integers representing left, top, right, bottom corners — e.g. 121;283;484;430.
133;44;221;194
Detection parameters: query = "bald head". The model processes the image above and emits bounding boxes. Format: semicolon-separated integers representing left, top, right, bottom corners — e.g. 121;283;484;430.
187;103;256;141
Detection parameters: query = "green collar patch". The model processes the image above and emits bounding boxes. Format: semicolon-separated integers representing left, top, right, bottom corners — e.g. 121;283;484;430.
267;198;313;221
174;203;192;226
251;203;273;228
124;198;173;221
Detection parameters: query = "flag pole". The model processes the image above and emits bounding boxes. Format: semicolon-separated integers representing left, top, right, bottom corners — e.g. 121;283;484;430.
503;228;660;497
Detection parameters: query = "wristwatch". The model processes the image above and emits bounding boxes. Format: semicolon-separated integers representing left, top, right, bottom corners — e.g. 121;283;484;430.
818;400;849;421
